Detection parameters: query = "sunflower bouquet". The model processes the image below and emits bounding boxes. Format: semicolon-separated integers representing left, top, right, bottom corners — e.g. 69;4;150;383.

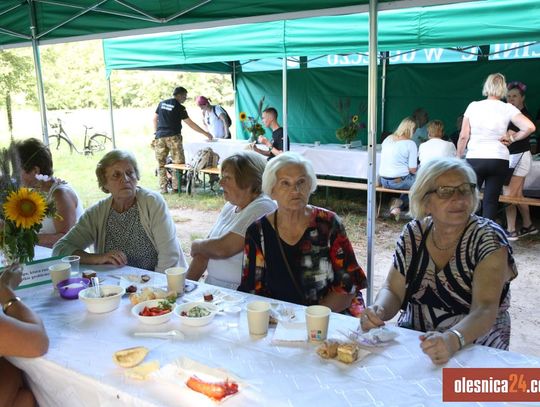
335;98;366;145
239;96;267;142
0;144;53;266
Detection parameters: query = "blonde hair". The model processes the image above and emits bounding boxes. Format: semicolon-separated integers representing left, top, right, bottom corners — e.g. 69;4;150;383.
393;116;416;139
427;120;444;139
482;73;507;99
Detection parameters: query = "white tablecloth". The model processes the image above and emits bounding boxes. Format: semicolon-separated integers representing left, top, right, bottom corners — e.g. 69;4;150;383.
9;264;540;407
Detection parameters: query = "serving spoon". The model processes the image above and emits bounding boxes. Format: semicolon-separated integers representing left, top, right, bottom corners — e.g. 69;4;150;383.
133;330;184;340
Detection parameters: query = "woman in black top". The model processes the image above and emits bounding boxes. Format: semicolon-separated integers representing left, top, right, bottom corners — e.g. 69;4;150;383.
504;81;538;240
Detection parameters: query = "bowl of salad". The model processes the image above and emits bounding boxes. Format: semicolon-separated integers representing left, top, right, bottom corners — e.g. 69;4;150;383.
131;299;176;325
174;302;218;327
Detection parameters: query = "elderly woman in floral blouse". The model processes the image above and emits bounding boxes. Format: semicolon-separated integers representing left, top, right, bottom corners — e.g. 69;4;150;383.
238;152;367;316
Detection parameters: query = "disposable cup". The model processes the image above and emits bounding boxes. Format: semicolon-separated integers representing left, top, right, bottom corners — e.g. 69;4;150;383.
314;141;321;146
165;267;187;295
49;263;72;289
61;255;80;274
247;301;271;336
305;305;331;342
224;305;241;328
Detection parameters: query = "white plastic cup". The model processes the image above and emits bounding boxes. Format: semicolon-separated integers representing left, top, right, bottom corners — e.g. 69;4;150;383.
49;263;71;289
314;141;321;147
61;255;80;274
165;267;187;295
224;305;242;328
247;301;271;336
305;305;331;342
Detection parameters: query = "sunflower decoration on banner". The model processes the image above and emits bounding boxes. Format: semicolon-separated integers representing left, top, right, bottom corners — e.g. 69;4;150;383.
0;144;55;266
239;96;268;142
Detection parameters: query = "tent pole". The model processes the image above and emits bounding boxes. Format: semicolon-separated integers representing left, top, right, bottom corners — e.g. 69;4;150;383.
282;57;288;151
107;75;117;148
232;61;237;139
380;52;387;134
366;0;379;306
29;0;49;144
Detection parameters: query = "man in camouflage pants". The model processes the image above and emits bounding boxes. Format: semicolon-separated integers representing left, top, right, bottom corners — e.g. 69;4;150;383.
153;86;212;193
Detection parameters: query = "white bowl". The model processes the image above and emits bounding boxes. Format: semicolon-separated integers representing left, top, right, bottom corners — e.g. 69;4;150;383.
174;302;217;327
131;299;176;325
78;285;125;313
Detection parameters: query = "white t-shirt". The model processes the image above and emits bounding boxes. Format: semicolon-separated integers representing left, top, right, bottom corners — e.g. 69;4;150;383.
203;105;228;139
205;194;277;289
464;99;520;160
418;138;457;164
40;181;84;234
379;137;418;178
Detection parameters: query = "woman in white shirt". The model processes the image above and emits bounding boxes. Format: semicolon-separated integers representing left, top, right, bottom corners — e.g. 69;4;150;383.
457;73;535;221
187;151;276;289
418;120;456;165
379;116;418;220
15;138;84;248
196;95;230;139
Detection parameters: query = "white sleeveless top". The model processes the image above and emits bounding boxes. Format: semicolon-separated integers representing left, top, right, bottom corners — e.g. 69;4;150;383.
40;181;84;234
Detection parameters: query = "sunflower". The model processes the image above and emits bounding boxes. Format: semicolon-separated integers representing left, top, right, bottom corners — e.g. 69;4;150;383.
3;188;47;229
239;112;247;121
352;115;359;123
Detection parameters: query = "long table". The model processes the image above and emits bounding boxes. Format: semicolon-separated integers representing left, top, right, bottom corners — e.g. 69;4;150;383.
184;139;540;197
9;262;540;406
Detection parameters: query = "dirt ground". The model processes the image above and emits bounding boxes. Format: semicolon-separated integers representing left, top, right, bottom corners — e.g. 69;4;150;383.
172;208;540;358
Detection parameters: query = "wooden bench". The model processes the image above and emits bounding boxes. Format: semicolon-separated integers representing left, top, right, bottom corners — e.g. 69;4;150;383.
164;163;220;194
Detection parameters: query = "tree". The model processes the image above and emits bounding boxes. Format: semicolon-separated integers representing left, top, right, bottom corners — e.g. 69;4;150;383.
0;50;34;136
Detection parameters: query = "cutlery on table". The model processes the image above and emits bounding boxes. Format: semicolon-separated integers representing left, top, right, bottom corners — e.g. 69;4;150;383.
133;330;184;340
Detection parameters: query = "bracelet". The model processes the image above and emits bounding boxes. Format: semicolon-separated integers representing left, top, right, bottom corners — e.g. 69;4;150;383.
448;328;466;350
2;296;21;313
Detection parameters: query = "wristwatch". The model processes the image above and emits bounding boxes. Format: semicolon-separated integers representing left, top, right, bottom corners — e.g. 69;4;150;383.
2;296;21;313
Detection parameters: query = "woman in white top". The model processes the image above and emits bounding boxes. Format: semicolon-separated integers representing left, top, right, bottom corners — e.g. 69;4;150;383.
457;73;535;221
196;95;230;139
187;151;276;289
418;120;456;165
15;138;84;248
379;116;418;220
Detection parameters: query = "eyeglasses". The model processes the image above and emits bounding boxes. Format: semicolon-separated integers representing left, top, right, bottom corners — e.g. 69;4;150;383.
426;182;476;199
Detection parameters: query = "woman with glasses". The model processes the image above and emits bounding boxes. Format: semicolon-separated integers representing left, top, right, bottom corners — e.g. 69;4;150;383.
53;150;186;272
239;152;367;316
186;151;276;289
361;158;517;364
457;73;535;221
503;81;537;240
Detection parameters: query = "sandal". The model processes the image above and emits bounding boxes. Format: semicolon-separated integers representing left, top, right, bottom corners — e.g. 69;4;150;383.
505;230;519;241
519;225;538;237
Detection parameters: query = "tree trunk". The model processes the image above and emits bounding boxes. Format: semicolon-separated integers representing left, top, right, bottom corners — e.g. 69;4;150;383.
6;91;13;137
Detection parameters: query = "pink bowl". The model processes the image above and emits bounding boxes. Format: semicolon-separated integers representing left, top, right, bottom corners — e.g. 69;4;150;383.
57;277;90;300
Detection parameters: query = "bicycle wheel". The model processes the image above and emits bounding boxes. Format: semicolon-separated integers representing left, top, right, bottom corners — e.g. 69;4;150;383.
87;133;111;154
48;134;74;153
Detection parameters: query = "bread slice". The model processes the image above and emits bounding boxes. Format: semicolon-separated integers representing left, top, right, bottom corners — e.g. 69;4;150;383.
337;343;359;364
113;346;149;368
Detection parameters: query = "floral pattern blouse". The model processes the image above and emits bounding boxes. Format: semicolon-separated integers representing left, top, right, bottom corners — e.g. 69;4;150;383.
238;206;367;316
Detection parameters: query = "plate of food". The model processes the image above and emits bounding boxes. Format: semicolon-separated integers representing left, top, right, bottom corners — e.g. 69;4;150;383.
185;288;225;304
174;302;218;327
316;339;371;365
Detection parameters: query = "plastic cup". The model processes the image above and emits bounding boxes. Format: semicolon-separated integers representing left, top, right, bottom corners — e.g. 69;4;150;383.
314;141;321;146
247;301;271;336
305;305;331;342
49;263;71;289
224;305;242;328
165;267;187;295
61;255;80;274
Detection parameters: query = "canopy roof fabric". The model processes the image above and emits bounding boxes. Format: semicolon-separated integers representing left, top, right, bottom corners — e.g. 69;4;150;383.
0;0;475;50
102;0;540;75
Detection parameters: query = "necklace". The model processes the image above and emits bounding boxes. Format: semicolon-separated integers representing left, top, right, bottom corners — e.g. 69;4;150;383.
431;226;461;251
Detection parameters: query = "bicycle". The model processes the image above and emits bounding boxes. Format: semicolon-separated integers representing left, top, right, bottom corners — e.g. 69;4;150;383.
48;118;112;155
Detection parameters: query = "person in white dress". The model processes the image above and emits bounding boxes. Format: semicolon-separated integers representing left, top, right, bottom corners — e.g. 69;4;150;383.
418;120;456;165
187;151;276;289
15;138;84;248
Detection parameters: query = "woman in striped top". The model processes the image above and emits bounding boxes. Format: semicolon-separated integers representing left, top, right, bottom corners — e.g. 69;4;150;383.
361;157;516;365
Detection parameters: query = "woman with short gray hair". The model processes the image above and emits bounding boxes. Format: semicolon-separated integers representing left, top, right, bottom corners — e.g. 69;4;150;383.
54;149;186;272
239;152;367;316
362;157;517;365
457;72;535;221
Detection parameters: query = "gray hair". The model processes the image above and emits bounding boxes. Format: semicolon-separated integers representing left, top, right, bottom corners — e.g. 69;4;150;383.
262;152;317;196
221;150;267;195
96;149;140;193
409;157;479;219
482;73;507;99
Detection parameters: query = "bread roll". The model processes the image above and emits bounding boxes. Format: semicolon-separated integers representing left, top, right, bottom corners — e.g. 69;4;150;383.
316;340;340;359
113;346;149;368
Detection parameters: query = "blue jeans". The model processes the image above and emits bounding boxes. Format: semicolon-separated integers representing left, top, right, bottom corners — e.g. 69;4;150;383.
380;173;415;209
